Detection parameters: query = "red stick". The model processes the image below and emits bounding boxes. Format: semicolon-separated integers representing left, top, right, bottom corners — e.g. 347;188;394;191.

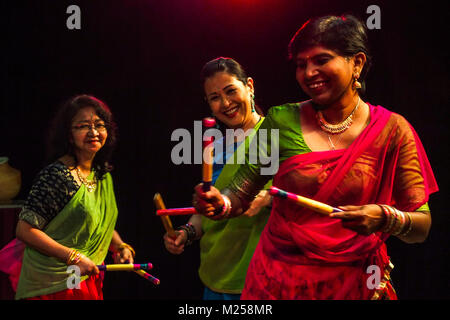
202;117;216;192
156;207;197;216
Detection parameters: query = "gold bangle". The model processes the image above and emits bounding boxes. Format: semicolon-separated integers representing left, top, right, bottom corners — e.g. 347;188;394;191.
118;243;135;258
392;208;406;236
400;212;413;237
380;205;396;233
66;249;83;265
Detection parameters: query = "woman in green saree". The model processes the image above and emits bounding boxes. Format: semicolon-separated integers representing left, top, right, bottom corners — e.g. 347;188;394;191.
13;94;135;299
193;15;438;300
163;57;272;300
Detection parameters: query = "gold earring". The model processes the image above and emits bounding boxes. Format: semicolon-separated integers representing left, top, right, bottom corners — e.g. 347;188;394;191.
353;74;362;90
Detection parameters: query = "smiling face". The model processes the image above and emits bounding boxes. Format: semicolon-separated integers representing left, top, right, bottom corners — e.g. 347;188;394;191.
295;45;356;107
204;71;255;130
70;106;108;157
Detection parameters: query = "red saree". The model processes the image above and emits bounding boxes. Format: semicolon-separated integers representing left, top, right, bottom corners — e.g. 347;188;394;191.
241;104;438;300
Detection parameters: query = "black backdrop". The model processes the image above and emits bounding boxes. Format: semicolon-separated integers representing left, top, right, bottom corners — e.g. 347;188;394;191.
1;0;449;300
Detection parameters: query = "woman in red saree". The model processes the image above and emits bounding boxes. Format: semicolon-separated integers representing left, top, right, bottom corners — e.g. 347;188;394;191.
192;15;438;299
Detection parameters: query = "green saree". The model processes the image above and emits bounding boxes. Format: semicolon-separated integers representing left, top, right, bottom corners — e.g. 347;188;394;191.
199;118;271;294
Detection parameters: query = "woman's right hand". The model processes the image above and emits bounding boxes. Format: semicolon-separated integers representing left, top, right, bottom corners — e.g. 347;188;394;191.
193;183;224;216
76;255;100;276
163;231;187;255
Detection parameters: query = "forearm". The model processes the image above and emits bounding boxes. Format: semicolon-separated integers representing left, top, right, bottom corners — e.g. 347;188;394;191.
379;204;432;243
395;210;431;244
16;219;72;263
109;230;124;253
222;188;245;217
187;214;203;240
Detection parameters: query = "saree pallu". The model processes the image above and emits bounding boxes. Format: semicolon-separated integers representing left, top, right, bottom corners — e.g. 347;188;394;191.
200;118;271;294
241;104;438;300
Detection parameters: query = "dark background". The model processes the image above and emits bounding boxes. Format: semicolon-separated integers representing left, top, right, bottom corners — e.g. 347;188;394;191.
1;0;448;300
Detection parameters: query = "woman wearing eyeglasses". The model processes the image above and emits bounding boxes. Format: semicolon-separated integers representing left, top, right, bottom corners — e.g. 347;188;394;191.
10;94;134;299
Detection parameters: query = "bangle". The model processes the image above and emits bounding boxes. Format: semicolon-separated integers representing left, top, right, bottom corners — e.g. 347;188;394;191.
380;205;395;233
118;243;136;258
212;194;232;219
400;212;413;237
380;204;409;236
391;207;406;236
67;249;83;265
177;223;197;246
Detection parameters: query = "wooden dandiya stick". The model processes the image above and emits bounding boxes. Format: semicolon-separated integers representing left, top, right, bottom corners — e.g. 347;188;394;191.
97;263;153;272
269;186;343;215
202;117;216;192
157;207;197;216
154;193;177;239
134;269;160;285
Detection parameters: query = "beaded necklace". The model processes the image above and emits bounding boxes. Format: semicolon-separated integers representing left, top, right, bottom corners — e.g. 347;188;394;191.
316;97;360;135
76;167;97;192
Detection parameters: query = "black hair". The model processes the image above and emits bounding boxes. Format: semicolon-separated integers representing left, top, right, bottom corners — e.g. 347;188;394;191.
45;94;117;180
200;57;264;115
288;14;372;94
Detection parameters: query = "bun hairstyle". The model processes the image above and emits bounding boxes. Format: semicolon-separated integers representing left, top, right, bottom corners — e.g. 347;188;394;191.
288;15;372;94
200;57;249;87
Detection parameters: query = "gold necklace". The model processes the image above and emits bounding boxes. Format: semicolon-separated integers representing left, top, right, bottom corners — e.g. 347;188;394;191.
317;97;360;135
76;167;97;192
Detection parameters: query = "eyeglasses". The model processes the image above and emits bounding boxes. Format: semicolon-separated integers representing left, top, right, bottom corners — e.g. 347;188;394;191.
72;123;107;133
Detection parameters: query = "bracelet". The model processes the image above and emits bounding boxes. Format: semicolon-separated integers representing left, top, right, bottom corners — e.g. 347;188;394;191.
379;204;409;236
118;243;136;258
400;212;413;237
67;249;83;265
392;207;406;236
379;205;395;233
177;223;197;246
212;194;232;219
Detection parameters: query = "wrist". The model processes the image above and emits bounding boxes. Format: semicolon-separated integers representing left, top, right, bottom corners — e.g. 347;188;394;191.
116;242;136;258
379;204;412;236
212;194;232;219
177;223;197;246
66;249;84;265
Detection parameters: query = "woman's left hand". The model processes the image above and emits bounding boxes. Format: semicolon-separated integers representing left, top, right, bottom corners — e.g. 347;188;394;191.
113;247;134;264
330;204;386;235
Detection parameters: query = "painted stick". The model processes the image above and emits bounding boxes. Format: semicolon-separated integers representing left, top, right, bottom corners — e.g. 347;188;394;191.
269;186;343;215
134;269;160;285
97;263;153;272
154;193;177;239
202;117;216;192
157;207;197;216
